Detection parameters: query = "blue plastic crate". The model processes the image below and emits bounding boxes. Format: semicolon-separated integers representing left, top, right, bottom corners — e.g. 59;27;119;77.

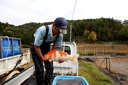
2;38;12;47
0;36;21;58
2;48;13;58
52;76;89;85
13;39;19;46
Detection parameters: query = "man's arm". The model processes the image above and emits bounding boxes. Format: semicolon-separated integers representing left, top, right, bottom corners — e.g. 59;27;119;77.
34;45;51;61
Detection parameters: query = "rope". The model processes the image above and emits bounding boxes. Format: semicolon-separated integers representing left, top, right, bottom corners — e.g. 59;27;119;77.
72;0;77;20
5;36;9;58
70;0;78;41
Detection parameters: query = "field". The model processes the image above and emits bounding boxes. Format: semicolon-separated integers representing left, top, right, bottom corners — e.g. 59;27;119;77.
77;43;128;56
77;43;128;85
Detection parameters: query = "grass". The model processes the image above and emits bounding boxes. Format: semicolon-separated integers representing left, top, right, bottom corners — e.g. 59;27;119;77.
78;58;115;85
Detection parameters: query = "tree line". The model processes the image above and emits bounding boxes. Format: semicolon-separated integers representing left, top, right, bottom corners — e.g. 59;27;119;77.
0;17;128;45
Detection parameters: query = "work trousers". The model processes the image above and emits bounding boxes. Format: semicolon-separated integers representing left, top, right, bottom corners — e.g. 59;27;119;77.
30;42;53;85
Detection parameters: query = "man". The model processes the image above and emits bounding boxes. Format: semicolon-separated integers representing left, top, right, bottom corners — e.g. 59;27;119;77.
30;17;68;85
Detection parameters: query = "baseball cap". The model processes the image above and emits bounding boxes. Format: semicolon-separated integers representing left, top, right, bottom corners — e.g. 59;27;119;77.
54;17;68;34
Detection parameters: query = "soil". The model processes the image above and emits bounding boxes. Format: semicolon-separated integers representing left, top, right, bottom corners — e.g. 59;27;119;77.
89;57;128;85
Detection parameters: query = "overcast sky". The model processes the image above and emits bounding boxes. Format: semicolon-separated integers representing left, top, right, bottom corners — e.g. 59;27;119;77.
0;0;128;26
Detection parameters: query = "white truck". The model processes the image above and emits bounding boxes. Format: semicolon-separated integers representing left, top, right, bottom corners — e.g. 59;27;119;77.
1;41;80;85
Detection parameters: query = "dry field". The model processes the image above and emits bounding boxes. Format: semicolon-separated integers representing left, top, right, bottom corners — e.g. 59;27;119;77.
77;43;128;56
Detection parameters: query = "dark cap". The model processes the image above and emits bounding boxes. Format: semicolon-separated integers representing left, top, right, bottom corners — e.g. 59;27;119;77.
54;17;68;34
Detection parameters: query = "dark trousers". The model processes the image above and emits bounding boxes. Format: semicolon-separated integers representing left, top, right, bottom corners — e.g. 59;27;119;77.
44;61;53;84
30;44;53;85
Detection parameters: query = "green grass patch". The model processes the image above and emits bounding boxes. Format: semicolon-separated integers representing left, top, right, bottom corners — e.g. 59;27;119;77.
78;58;115;85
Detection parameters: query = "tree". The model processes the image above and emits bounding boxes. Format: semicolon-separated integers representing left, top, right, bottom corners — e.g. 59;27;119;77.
84;30;97;42
3;25;14;36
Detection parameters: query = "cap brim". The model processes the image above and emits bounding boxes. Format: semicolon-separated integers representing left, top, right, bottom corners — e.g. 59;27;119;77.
59;28;67;34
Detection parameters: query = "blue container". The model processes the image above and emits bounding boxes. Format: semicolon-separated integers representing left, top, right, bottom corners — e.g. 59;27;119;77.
2;48;12;58
13;39;20;55
0;36;21;58
52;76;89;85
1;38;13;58
13;39;19;46
2;38;12;47
14;48;20;55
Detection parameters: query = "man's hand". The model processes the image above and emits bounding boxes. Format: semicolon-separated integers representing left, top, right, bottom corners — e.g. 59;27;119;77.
42;57;51;61
58;58;64;63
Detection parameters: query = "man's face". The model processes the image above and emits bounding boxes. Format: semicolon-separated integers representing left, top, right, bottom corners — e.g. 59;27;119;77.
53;26;61;35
